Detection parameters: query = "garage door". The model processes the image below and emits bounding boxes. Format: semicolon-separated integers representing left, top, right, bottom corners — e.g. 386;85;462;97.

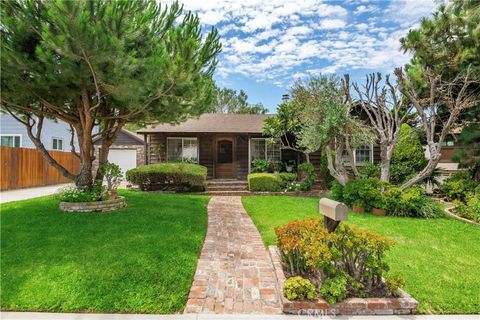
108;149;137;177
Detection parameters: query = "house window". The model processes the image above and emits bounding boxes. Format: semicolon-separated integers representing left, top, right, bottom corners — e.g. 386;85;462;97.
0;135;21;147
250;138;281;162
355;145;373;165
441;140;455;147
52;138;64;151
167;137;198;162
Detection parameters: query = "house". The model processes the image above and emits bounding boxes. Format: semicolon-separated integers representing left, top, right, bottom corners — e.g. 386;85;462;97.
93;129;145;175
0;113;79;151
137;113;381;182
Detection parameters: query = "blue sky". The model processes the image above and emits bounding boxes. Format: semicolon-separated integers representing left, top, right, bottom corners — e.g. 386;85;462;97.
174;0;441;112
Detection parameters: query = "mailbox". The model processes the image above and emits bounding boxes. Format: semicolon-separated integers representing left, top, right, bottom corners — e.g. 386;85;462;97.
319;198;348;232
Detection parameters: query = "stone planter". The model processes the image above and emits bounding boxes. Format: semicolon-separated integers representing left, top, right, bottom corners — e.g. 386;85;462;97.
268;246;418;315
372;208;387;216
352;205;365;213
60;196;127;213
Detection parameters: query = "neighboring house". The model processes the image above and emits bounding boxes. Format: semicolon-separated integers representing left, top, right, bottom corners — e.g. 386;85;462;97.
0;113;79;151
137;113;381;182
93;129;145;176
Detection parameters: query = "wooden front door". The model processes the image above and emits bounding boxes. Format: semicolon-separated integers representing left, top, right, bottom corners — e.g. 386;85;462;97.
215;137;236;179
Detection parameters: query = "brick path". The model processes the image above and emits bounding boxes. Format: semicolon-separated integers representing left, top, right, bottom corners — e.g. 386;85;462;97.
185;196;282;314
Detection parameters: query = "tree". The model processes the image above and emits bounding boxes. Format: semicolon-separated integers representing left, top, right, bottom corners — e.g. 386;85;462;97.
352;73;410;182
1;0;221;188
262;102;312;162
293;75;375;186
208;86;268;114
453;123;480;181
395;67;479;189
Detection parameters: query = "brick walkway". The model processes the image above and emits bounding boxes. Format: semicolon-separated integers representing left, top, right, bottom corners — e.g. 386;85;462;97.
185;196;282;314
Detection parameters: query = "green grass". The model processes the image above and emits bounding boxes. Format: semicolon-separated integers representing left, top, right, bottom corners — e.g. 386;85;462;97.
1;190;209;313
242;195;480;314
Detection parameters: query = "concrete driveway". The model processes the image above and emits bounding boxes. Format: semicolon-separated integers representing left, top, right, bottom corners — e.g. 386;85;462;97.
0;183;71;204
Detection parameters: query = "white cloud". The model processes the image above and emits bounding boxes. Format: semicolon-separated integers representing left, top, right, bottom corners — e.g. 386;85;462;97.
354;5;379;15
318;19;347;30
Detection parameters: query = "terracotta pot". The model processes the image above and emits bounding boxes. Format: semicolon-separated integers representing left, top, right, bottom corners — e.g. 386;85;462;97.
352;205;365;213
372;208;386;216
109;190;117;200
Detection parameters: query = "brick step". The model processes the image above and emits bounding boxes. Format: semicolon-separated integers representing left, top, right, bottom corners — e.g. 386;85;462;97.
207;180;248;186
207;185;248;191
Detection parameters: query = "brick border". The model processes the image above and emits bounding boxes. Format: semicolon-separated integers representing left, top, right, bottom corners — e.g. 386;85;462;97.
268;246;418;315
60;196;127;213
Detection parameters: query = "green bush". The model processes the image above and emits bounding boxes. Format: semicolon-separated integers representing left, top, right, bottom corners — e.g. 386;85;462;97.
125;162;207;192
330;180;344;202
251;159;270;173
277;172;297;184
343;178;381;211
58;183;106;202
299;162;317;191
319;273;348;304
439;171;478;202
284;276;317;301
455;192;480;223
384;186;443;218
385;275;405;296
248;173;283;192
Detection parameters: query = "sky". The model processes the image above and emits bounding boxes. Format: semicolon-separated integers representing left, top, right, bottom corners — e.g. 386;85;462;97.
173;0;441;112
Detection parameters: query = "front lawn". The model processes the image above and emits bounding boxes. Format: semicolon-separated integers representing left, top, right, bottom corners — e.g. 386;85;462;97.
1;190;209;313
242;195;480;314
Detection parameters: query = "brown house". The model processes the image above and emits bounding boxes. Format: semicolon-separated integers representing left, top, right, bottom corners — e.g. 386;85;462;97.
138;114;380;182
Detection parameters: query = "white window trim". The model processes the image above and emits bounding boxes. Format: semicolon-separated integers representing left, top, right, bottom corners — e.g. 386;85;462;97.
0;134;22;147
166;137;199;163
248;138;282;173
52;137;64;151
353;143;374;166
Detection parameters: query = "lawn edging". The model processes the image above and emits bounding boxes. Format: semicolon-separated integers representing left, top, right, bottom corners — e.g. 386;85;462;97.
267;245;419;315
59;196;127;212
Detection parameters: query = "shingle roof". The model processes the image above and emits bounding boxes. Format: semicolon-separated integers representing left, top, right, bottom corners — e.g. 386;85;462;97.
137;113;273;134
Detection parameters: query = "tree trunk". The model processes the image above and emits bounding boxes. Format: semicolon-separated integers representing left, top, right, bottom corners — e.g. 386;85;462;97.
325;145;349;186
401;146;441;190
75;162;94;188
379;144;392;182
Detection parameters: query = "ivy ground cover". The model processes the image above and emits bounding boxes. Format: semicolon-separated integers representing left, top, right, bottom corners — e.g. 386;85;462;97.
1;190;209;313
242;195;480;314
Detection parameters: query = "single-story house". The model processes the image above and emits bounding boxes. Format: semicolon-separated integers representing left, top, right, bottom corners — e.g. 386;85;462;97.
93;129;145;175
137;113;381;182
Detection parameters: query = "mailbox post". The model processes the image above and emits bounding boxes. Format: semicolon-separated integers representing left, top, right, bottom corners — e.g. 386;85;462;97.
319;198;348;232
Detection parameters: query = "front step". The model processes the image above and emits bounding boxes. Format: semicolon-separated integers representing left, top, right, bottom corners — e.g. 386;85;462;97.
206;179;248;192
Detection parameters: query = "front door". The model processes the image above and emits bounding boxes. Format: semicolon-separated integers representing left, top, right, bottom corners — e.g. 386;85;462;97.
215;137;236;179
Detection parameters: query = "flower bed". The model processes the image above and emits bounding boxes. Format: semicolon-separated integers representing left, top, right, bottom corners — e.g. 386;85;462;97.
60;196;126;212
268;246;418;315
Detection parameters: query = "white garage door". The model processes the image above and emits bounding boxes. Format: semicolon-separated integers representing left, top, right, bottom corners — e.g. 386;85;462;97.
108;149;137;177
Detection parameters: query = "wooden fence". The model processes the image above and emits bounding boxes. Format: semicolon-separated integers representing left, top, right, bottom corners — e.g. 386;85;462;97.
0;146;80;191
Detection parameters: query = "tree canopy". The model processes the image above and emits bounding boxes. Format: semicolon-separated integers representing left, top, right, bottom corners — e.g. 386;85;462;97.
1;0;221;187
208;86;268;114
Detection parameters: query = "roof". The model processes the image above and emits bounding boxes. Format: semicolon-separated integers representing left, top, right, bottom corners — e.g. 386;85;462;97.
93;128;144;145
137;113;273;134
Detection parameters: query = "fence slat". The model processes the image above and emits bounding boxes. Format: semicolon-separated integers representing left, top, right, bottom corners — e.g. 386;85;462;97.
0;146;80;191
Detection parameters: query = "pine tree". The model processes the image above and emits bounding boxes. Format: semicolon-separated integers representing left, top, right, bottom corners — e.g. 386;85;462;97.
1;0;221;188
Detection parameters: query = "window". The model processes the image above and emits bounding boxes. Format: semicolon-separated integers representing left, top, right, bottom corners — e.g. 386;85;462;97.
250;138;281;163
355;145;372;165
167;137;198;162
441;140;455;147
52;138;64;151
0;135;21;147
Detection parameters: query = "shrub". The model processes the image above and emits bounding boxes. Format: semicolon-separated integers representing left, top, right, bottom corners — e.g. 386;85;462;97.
248;173;283;192
284;276;317;301
251;159;270;173
439;171;478;202
319;272;348;304
298;162;317;191
277;172;297;184
385;275;405;296
58;183;106;202
359;162;380;179
125;162;207;191
329;180;344;202
343;178;381;211
384;186;443;218
99;162;122;191
276;217;400;301
455;192;480;223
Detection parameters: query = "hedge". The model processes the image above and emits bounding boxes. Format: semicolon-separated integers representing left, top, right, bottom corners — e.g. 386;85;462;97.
126;162;207;192
248;173;283;192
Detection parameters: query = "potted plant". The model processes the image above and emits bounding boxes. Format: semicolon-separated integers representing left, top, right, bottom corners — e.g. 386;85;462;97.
372;197;387;216
352;200;365;213
271;161;282;174
99;162;123;199
286;160;295;172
